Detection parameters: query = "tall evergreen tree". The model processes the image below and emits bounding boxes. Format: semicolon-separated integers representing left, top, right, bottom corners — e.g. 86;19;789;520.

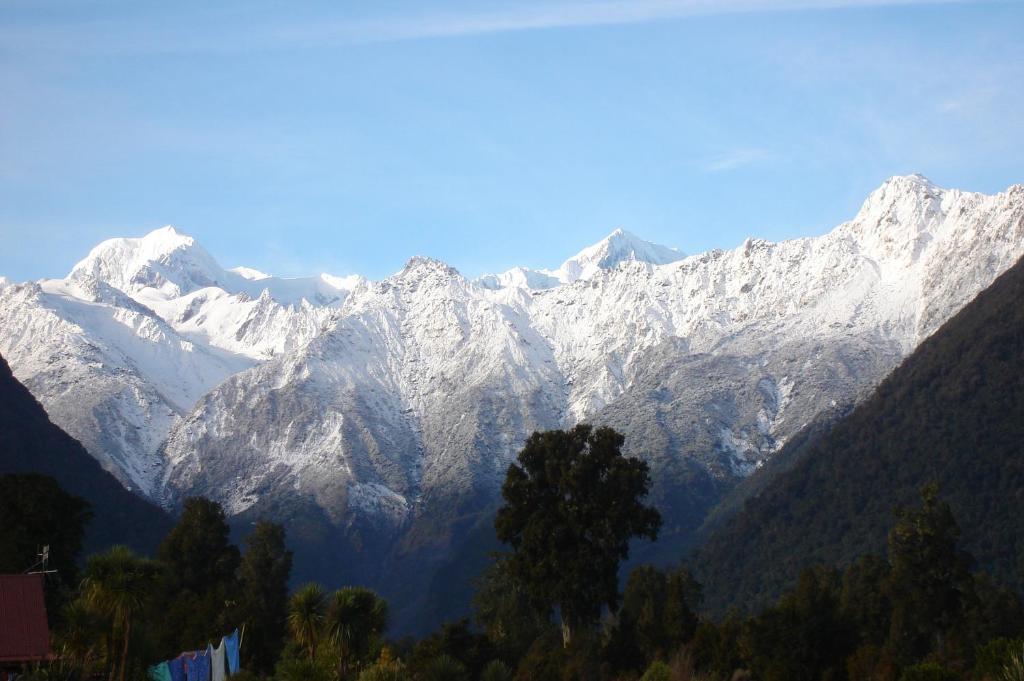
610;563;702;672
495;425;661;647
841;553;891;648
473;557;551;661
156;497;240;650
886;483;975;664
235;520;293;675
741;566;853;681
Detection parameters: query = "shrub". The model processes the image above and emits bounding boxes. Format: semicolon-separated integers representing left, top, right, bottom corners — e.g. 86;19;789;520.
898;661;958;681
639;660;670;681
420;654;469;681
480;660;513;681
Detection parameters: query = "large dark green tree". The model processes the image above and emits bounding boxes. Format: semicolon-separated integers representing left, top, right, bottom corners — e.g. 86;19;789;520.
474;557;552;661
494;425;661;647
156;497;241;650
741;566;854;681
234;520;293;676
409;619;495;681
885;483;975;664
608;564;702;672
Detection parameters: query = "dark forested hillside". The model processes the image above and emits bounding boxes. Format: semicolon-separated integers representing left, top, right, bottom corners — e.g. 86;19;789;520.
693;254;1024;615
0;353;171;557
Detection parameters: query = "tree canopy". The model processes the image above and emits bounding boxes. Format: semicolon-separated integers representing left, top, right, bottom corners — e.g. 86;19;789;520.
494;424;661;646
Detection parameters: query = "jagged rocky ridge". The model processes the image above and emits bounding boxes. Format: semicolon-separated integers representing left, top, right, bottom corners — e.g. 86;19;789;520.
1;175;1023;627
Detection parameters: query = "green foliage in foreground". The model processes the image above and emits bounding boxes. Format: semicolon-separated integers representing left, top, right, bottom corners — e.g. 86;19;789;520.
6;430;1024;681
495;424;662;647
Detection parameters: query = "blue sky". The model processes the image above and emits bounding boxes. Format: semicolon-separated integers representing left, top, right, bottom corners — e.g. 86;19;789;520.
1;0;1022;281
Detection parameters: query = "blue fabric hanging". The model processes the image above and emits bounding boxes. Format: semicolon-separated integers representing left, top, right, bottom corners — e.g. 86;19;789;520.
168;656;186;681
186;648;212;681
224;628;240;675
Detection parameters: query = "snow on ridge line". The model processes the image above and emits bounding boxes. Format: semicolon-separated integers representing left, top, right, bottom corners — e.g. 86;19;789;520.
1;172;1022;509
28;173;963;300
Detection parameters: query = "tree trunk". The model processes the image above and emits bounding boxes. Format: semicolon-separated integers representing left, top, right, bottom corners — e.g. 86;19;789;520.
560;616;573;649
107;624;118;681
118;615;131;681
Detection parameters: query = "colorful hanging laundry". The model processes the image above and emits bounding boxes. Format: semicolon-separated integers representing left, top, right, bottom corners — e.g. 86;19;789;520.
151;627;241;681
210;637;227;681
224;628;240;675
186;648;212;681
148;662;172;681
168;655;186;681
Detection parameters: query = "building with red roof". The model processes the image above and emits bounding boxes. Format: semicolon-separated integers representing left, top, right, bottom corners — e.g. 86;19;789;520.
0;574;51;668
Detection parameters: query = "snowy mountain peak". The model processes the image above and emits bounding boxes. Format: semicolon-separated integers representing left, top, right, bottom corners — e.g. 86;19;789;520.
68;225;224;301
400;256;461;278
230;266;271;281
848;174;949;262
856;174;944;219
478;228;684;290
557;228;684;283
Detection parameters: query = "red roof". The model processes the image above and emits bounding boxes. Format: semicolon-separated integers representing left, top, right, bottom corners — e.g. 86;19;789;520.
0;574;51;663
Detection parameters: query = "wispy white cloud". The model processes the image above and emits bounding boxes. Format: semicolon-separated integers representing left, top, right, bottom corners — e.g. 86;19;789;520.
1;0;980;54
278;0;978;44
705;148;774;172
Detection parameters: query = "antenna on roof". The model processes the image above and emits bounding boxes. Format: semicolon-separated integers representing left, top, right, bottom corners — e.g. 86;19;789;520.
25;544;58;575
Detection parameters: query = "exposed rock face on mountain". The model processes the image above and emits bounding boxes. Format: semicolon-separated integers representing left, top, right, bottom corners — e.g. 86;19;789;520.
1;175;1022;629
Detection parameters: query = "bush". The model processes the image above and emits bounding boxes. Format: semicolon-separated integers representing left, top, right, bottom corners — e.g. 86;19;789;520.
480;660;513;681
975;639;1023;680
274;653;336;681
898;661;958;681
359;664;409;681
420;654;469;681
639;660;670;681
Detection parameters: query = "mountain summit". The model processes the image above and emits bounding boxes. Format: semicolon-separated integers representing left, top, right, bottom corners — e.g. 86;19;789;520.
557;228;685;282
479;228;684;289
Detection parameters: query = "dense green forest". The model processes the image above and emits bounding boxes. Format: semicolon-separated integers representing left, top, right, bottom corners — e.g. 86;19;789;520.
693;253;1024;616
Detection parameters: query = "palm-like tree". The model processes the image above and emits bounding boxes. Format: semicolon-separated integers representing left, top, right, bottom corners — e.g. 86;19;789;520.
1002;643;1024;681
287;583;327;663
324;586;388;679
56;598;106;676
81;546;160;681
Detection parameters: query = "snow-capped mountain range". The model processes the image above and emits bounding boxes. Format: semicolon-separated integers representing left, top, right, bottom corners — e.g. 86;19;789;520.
1;174;1023;604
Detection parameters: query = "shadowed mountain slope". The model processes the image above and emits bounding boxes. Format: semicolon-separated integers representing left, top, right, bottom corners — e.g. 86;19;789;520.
0;352;172;556
693;253;1024;615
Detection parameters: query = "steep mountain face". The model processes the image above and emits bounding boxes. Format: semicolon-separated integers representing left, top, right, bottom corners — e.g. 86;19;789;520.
692;250;1024;616
1;175;1022;629
0;352;172;556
